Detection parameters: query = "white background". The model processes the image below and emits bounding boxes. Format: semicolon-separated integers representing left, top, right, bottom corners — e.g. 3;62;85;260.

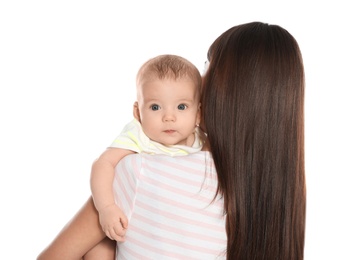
1;1;351;259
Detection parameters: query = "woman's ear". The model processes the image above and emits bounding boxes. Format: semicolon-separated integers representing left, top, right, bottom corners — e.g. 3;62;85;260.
133;101;141;122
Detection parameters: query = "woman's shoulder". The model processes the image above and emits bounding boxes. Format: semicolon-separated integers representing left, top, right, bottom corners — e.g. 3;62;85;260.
118;151;215;179
141;151;212;163
143;151;215;174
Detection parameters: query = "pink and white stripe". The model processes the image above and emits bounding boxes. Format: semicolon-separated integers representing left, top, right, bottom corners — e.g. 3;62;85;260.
113;151;227;259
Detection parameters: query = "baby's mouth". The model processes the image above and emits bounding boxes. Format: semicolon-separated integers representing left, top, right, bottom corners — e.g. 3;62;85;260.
164;130;176;134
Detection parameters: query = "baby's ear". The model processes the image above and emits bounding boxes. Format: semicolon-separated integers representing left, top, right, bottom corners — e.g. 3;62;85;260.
133;101;141;122
196;103;201;126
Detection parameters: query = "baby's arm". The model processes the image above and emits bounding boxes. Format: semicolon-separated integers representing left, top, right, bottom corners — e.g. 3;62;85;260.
90;147;134;241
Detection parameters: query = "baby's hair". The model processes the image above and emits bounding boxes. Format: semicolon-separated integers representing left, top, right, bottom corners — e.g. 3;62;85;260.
136;54;202;92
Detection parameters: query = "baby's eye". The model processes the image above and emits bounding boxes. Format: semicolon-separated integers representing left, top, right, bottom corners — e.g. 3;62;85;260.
150;104;161;111
177;104;187;110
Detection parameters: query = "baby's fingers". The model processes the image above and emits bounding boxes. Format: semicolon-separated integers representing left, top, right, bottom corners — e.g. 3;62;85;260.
105;228;125;242
113;224;127;236
120;215;129;229
110;228;126;242
104;229;113;241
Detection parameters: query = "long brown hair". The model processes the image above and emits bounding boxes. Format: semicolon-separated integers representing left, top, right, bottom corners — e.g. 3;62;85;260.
202;22;306;259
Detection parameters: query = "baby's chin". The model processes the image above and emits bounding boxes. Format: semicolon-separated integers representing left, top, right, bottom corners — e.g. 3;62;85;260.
162;142;186;147
156;140;188;147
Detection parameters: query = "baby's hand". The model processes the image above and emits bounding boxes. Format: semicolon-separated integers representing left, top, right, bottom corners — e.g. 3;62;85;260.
98;204;128;242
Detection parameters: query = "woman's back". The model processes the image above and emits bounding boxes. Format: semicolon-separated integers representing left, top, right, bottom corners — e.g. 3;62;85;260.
113;152;226;259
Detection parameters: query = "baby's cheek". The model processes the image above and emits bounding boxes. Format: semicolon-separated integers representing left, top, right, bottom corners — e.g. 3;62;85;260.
142;124;154;137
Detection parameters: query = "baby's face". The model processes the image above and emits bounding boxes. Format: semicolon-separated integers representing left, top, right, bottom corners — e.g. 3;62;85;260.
134;78;200;146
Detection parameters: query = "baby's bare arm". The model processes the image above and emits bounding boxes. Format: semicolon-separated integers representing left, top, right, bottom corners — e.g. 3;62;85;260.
90;148;134;241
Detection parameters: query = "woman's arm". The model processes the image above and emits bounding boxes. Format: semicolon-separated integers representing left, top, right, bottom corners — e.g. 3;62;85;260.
37;197;116;260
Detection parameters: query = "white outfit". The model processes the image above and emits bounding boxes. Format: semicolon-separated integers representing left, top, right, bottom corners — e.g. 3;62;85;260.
113;152;227;259
110;119;203;156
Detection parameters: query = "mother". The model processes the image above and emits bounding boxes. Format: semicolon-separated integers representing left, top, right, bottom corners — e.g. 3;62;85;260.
38;21;306;260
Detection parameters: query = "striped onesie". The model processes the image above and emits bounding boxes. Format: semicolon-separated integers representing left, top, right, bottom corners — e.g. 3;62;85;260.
113;151;227;259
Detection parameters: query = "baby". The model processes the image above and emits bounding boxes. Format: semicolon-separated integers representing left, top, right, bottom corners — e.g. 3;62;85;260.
90;54;204;241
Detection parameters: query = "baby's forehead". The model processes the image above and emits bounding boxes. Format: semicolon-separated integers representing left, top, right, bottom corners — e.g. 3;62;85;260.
138;76;199;91
137;77;200;101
